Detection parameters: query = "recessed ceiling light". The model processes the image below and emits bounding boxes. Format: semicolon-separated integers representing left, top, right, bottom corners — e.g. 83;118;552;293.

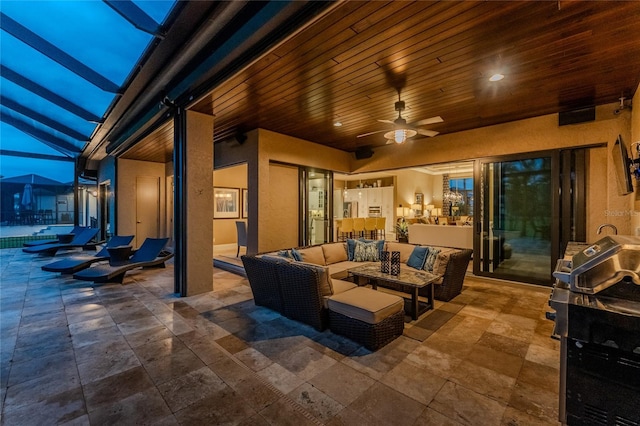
334;121;343;127
489;73;504;82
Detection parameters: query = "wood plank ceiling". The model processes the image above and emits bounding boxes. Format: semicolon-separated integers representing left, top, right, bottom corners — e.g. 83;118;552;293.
123;1;640;162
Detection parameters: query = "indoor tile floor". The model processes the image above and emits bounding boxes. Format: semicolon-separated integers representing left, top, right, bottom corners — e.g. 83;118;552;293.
0;248;561;425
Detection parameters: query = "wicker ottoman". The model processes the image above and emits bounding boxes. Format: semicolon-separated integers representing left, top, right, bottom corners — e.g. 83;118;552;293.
327;287;405;351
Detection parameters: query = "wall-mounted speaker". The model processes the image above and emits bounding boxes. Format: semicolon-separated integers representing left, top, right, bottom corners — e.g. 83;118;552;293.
235;132;247;145
559;107;595;126
354;146;374;159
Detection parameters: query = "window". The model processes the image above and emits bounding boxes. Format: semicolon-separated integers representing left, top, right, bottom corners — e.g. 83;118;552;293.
449;177;474;216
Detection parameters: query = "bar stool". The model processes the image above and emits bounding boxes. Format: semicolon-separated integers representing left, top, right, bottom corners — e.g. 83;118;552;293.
364;217;378;239
376;216;386;240
339;217;353;241
352;217;365;239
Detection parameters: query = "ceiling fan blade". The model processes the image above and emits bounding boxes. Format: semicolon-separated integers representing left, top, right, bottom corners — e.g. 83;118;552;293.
416;129;439;137
357;129;387;138
385;139;394;145
376;119;395;124
412;116;443;126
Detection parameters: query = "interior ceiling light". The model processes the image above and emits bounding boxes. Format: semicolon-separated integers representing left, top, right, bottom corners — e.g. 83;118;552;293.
334;121;343;127
489;73;504;82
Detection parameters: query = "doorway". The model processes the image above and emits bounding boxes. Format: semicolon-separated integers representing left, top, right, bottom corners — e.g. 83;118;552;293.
475;155;555;285
99;181;111;241
136;176;160;245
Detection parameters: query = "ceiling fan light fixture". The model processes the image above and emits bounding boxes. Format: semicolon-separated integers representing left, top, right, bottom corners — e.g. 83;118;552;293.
489;73;504;82
384;128;417;144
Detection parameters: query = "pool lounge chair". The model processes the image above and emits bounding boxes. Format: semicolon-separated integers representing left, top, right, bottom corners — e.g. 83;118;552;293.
72;237;173;283
22;228;99;256
23;226;86;247
41;235;134;274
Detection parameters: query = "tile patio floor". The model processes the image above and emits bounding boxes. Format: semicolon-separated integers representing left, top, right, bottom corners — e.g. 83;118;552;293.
0;247;560;425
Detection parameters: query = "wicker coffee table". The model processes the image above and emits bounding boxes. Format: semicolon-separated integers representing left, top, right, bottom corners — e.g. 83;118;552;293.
348;264;440;320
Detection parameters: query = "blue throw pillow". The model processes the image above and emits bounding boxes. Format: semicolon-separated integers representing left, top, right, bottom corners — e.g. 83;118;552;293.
423;247;441;272
353;240;380;262
277;249;291;258
346;239;358;261
290;248;302;261
407;246;429;270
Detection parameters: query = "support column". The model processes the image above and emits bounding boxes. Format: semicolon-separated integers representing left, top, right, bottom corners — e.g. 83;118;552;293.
174;109;214;296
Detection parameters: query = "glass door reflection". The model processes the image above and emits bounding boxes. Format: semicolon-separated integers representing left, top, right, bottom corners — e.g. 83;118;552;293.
477;156;554;285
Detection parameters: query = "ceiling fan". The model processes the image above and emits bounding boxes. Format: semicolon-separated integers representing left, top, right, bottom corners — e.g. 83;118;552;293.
357;90;443;144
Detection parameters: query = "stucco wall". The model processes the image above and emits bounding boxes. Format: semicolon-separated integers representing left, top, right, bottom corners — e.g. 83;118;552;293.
394;169;434;211
264;163;299;252
215;128;352;253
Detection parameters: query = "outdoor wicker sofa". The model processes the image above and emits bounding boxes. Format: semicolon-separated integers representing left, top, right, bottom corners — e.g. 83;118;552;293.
241;240;472;350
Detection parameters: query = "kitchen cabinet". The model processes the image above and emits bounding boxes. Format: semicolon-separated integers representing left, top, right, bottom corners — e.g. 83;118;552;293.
381;187;395;231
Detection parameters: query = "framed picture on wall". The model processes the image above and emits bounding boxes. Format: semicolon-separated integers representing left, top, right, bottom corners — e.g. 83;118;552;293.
242;188;248;218
214;187;240;218
415;193;424;205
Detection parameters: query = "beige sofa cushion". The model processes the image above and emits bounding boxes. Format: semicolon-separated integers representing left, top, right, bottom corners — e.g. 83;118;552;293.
327;260;369;279
297;262;333;296
322;279;357;308
322;243;348;265
432;248;459;276
297;246;326;265
385;242;416;264
328;287;404;324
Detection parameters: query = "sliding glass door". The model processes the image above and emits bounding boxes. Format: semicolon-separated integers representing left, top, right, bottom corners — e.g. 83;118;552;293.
300;168;332;246
475;154;556;285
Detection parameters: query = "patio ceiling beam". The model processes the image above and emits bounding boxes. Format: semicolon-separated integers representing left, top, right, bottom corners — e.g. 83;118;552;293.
0;114;82;157
0;149;74;162
0;12;120;93
1;95;90;142
103;0;164;37
1;65;103;123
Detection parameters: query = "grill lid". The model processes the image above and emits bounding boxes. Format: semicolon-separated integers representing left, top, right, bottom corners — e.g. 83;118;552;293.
553;235;640;294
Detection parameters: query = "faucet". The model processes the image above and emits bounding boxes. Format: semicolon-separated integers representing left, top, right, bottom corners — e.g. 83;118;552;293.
597;223;618;235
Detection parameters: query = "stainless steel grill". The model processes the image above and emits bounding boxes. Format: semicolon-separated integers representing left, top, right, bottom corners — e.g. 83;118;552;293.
547;236;640;425
553;235;640;294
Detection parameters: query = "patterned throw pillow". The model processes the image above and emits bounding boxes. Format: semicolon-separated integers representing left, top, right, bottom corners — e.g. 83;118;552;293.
423;246;441;272
353;240;380;262
360;238;385;259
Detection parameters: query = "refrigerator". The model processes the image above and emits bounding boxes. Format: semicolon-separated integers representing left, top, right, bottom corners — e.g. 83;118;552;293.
343;202;357;218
